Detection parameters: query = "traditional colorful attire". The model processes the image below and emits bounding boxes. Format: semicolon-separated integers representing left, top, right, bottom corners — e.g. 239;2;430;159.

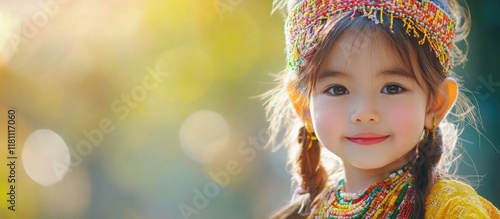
307;165;499;218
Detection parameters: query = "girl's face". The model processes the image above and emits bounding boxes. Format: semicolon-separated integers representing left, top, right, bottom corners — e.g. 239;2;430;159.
310;29;428;170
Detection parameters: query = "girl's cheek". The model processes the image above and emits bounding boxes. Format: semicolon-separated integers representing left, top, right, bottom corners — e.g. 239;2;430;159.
312;103;345;135
386;104;425;135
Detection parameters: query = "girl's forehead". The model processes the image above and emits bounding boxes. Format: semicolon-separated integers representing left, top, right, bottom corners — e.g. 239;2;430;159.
322;29;411;79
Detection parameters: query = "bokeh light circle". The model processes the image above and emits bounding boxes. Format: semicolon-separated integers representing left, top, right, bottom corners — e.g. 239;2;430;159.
180;110;230;163
22;129;71;186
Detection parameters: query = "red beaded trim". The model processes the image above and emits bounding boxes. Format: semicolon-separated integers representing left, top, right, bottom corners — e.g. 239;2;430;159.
285;0;455;76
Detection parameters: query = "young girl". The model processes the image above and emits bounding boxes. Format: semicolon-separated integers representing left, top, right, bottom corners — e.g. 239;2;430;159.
265;0;500;218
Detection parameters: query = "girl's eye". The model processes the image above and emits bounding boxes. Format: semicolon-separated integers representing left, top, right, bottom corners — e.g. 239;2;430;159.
326;85;349;96
381;84;406;94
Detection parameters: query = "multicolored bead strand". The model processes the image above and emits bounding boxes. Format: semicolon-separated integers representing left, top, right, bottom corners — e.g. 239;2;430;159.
308;163;415;219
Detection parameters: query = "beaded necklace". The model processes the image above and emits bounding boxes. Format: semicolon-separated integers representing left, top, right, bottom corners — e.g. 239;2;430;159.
308;163;415;219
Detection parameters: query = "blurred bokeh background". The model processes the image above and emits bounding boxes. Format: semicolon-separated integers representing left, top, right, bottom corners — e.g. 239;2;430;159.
0;0;498;218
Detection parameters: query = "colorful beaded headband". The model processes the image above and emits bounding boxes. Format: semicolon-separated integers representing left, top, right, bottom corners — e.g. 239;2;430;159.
285;0;456;75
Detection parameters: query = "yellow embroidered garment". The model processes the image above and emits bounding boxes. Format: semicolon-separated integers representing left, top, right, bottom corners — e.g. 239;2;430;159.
425;179;500;218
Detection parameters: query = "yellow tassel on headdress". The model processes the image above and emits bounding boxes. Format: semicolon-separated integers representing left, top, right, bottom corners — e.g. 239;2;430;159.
413;28;420;38
418;31;428;45
390;12;394;30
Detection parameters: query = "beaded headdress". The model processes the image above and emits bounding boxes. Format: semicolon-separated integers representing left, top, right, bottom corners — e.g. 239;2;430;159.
284;0;456;75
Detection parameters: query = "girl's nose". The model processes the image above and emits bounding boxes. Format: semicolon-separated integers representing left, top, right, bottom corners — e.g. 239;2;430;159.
350;98;380;124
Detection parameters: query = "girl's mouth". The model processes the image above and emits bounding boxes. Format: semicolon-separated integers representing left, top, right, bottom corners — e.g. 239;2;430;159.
346;133;389;145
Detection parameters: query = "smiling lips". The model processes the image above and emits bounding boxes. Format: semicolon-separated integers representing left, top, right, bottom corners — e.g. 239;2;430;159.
346;133;389;145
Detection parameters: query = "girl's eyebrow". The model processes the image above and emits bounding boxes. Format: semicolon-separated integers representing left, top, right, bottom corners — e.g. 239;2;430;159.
317;68;414;82
317;70;349;81
379;68;414;79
